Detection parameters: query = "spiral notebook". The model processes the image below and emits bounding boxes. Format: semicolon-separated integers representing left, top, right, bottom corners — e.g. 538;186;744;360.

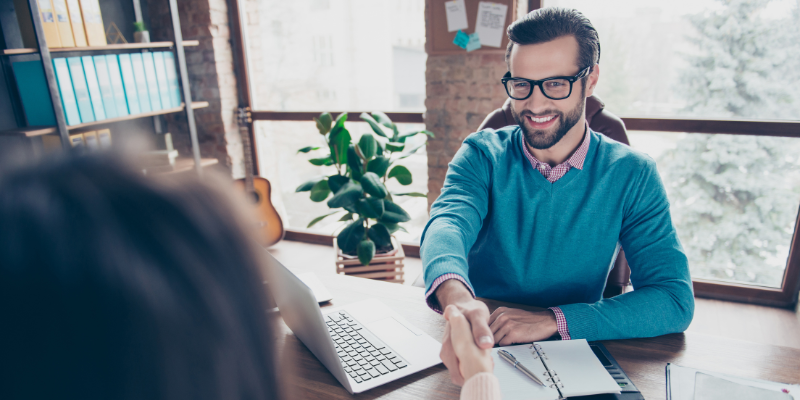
491;339;621;400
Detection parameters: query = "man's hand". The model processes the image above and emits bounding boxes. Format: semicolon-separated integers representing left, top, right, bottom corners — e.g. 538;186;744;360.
488;307;558;346
444;305;494;383
435;280;493;385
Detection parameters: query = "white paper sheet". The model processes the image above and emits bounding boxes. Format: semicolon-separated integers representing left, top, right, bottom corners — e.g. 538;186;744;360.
667;364;800;400
445;0;468;32
474;2;507;47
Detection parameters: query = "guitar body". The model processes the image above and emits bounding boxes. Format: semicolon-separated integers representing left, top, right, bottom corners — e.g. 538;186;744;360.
235;176;285;247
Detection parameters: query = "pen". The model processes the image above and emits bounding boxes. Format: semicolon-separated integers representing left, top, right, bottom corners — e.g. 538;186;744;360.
498;349;545;386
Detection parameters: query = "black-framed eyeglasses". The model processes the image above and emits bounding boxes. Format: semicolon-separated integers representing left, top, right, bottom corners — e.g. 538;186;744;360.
501;66;592;101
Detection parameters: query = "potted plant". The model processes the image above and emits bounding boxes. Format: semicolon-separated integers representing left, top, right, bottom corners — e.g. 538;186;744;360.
296;112;433;267
133;21;150;43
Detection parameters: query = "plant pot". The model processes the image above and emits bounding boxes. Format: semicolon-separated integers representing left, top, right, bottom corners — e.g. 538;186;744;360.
333;236;405;283
134;31;150;43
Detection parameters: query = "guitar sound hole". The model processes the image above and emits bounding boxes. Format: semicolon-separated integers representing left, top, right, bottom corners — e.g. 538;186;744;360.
249;191;261;204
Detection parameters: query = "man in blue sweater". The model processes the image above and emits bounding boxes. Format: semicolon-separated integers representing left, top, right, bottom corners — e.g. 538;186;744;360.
422;8;694;385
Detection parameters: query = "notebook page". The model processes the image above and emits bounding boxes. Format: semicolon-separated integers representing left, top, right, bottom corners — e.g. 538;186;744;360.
490;345;561;400
535;339;621;397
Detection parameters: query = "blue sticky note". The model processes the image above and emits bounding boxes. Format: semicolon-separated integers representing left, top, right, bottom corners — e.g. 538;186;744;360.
466;32;482;52
453;30;469;49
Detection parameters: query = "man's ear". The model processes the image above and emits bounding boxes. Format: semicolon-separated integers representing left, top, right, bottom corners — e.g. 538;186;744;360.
585;64;600;97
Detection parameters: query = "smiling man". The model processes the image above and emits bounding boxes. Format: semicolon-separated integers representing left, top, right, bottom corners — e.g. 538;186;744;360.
421;7;695;385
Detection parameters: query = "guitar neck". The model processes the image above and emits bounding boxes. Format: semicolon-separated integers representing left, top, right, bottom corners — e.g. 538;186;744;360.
238;107;256;193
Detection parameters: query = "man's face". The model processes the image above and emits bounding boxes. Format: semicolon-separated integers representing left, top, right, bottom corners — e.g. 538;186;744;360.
509;35;597;150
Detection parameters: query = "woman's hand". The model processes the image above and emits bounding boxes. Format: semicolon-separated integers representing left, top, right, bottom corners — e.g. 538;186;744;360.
444;304;494;385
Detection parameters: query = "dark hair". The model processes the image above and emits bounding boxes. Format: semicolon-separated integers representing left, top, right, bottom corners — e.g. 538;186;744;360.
0;155;282;400
505;7;600;71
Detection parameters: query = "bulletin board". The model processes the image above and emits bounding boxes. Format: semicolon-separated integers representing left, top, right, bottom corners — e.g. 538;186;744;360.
426;0;517;55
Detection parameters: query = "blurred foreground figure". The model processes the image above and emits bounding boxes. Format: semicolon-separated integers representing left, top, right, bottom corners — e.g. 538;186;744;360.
0;156;282;400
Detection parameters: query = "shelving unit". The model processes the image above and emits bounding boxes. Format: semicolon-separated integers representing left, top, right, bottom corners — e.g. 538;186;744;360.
1;0;205;175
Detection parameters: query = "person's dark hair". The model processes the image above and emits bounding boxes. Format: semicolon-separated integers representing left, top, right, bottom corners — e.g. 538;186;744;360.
505;7;600;71
0;155;282;400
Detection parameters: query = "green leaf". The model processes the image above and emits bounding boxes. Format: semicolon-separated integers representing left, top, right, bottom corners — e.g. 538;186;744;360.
315;112;333;134
394;192;427;198
307;211;339;228
368;223;392;248
347;145;363;181
330;112;348;137
297;146;320;153
398;130;435;143
339;213;354;221
356;197;384;219
397;142;426;159
327;181;363;209
360;172;388;198
372;112;394;129
380;221;401;233
296;176;324;192
388;165;412;185
329;127;351;165
367;156;391;177
328;175;349;194
309;179;331;202
309;157;332;166
344;203;358;214
359;112;388;138
358;134;377;160
337;219;365;254
357;239;376;265
380;201;411;223
391;125;400;142
385;142;405;152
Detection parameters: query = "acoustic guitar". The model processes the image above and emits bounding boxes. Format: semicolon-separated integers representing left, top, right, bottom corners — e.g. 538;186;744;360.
235;107;285;247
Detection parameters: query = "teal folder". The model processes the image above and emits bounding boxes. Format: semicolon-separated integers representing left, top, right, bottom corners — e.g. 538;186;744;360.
164;52;182;107
105;55;129;117
92;55;117;119
153;52;172;108
130;53;152;113
52;58;81;126
66;57;95;123
11;60;56;126
81;56;106;121
117;54;141;115
142;52;162;110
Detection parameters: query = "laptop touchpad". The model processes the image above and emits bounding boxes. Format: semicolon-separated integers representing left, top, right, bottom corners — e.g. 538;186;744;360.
367;317;417;345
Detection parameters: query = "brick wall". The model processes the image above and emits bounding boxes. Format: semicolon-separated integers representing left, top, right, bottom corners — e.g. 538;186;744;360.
146;0;244;178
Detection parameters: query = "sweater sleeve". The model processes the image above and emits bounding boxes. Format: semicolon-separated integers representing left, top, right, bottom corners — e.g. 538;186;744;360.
421;141;492;305
461;372;502;400
558;158;695;340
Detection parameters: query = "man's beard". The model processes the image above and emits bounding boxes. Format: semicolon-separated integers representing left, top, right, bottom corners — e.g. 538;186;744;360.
512;92;585;150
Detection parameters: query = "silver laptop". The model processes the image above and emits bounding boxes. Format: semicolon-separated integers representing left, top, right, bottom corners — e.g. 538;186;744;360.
263;252;442;394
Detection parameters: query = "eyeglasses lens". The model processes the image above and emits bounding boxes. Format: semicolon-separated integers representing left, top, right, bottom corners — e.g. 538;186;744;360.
505;79;572;100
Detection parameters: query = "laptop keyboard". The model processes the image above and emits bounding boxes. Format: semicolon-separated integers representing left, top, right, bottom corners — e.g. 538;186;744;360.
325;311;408;384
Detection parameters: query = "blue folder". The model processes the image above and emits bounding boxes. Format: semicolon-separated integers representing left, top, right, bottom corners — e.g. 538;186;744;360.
52;58;81;126
104;55;130;117
130;53;152;113
92;55;118;119
153;52;173;108
117;54;141;115
142;52;162;111
81;56;106;121
163;52;182;107
66;57;94;123
11;60;56;126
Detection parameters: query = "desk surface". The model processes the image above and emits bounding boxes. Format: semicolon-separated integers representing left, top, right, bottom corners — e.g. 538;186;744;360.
273;272;800;399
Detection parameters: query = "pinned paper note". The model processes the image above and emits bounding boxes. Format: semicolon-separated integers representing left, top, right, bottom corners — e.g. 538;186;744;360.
445;0;469;32
466;32;482;51
453;30;470;49
475;2;508;48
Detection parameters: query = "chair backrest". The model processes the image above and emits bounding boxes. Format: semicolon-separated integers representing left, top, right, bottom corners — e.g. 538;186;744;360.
476;94;631;298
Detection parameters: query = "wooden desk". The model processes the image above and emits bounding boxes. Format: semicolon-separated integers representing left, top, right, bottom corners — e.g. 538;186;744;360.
274;272;800;399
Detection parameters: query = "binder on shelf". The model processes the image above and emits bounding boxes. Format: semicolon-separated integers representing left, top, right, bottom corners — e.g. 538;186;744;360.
51;0;75;47
153;52;173;108
163;52;182;108
104;55;129;117
20;0;63;47
52;58;81;125
65;0;88;47
10;61;57;126
97;128;111;148
92;55;117;119
129;53;152;113
82;130;99;149
66;56;94;123
117;54;141;115
69;132;85;147
78;0;105;46
142;52;162;111
81;56;106;121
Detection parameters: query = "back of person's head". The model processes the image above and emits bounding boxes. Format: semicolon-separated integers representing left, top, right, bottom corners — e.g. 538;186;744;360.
0;155;282;400
506;7;600;70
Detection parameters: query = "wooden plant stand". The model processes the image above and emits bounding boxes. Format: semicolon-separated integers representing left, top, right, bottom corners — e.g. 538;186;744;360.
334;237;405;284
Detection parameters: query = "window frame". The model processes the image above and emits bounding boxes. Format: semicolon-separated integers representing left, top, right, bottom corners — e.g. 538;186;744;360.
228;0;800;308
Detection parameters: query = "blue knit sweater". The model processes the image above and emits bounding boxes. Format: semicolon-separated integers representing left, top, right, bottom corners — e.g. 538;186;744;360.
421;127;694;341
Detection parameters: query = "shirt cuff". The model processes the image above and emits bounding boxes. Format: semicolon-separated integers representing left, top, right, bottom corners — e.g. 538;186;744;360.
548;306;571;340
425;273;476;314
